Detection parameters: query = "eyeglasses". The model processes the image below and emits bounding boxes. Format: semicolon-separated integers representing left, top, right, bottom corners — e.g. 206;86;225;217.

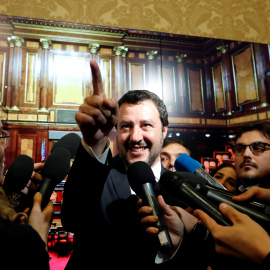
233;142;270;156
0;130;10;150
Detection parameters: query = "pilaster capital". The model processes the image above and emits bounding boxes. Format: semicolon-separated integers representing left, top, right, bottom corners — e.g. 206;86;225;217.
114;46;128;57
40;39;52;50
216;43;228;54
175;53;187;63
89;44;100;54
146;50;158;60
7;36;24;47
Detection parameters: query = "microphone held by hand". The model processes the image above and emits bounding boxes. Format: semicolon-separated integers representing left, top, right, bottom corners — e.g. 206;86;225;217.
127;161;173;254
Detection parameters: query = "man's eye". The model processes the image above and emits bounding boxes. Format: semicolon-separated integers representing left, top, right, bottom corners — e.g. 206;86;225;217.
161;158;168;161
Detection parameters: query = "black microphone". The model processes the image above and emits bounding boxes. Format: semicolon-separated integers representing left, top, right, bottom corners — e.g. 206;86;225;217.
160;171;270;231
127;161;174;254
37;147;71;210
159;171;231;226
174;153;226;190
2;155;34;212
51;132;81;158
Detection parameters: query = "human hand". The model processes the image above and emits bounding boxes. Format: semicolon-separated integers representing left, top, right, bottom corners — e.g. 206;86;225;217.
75;60;118;156
28;192;54;249
232;186;270;204
194;203;270;264
138;195;185;249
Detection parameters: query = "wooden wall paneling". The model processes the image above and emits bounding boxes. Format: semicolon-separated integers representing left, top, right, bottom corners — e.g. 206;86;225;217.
253;43;269;106
204;61;215;116
158;61;178;116
18;134;37;160
187;66;205;113
221;52;235;115
126;58;147;91
231;45;259;106
212;62;226;112
99;55;114;98
21;46;40;108
0;50;6;105
4;129;18;169
50;50;89;108
176;59;188;115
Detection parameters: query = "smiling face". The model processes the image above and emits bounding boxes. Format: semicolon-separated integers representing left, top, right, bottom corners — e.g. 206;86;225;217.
235;130;270;188
116;100;167;168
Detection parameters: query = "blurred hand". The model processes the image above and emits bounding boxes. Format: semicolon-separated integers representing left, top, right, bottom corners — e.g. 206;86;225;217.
28;192;54;249
194;203;270;264
232;186;270;203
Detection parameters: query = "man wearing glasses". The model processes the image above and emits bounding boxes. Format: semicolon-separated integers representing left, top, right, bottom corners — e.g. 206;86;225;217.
233;122;270;192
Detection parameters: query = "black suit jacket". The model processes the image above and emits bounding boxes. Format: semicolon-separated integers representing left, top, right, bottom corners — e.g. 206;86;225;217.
62;143;172;269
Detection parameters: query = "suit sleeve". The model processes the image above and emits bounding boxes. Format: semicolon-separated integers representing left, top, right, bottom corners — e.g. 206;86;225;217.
61;143;111;232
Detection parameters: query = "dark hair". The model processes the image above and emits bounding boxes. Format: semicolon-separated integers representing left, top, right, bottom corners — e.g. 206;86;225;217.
118;90;169;128
235;122;270;142
162;138;191;156
210;163;236;177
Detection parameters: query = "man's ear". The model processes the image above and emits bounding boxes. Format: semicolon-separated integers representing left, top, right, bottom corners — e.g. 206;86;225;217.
163;126;168;139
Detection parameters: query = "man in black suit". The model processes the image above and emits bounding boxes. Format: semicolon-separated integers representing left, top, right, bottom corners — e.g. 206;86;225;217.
61;60;194;269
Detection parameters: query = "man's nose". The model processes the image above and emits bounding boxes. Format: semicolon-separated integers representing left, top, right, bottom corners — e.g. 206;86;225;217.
130;126;143;142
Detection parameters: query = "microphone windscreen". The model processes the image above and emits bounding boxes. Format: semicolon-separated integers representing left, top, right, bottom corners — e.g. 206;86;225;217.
174;153;202;173
51;133;81;157
41;148;71;184
127;161;156;194
3;155;34;193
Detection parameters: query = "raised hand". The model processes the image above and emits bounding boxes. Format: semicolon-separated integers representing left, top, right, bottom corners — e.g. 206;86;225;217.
75;60;119;156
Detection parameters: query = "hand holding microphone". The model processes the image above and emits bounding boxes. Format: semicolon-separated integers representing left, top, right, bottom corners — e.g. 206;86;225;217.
127;161;174;254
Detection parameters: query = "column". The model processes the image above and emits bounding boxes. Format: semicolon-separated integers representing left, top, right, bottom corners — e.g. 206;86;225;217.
39;39;52;112
7;36;24;110
253;43;269;107
147;50;158;94
175;53;187;114
203;57;215;116
114;46;128;100
217;43;235;115
89;44;100;63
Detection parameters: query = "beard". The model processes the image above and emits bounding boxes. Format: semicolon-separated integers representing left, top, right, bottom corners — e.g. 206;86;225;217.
117;135;164;169
239;175;261;187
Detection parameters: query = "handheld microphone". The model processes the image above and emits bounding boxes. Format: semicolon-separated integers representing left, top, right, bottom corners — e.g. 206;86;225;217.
51;133;81;158
160;171;270;231
127;161;174;254
2;155;34;211
159;171;231;226
37;147;71;210
174;153;226;190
